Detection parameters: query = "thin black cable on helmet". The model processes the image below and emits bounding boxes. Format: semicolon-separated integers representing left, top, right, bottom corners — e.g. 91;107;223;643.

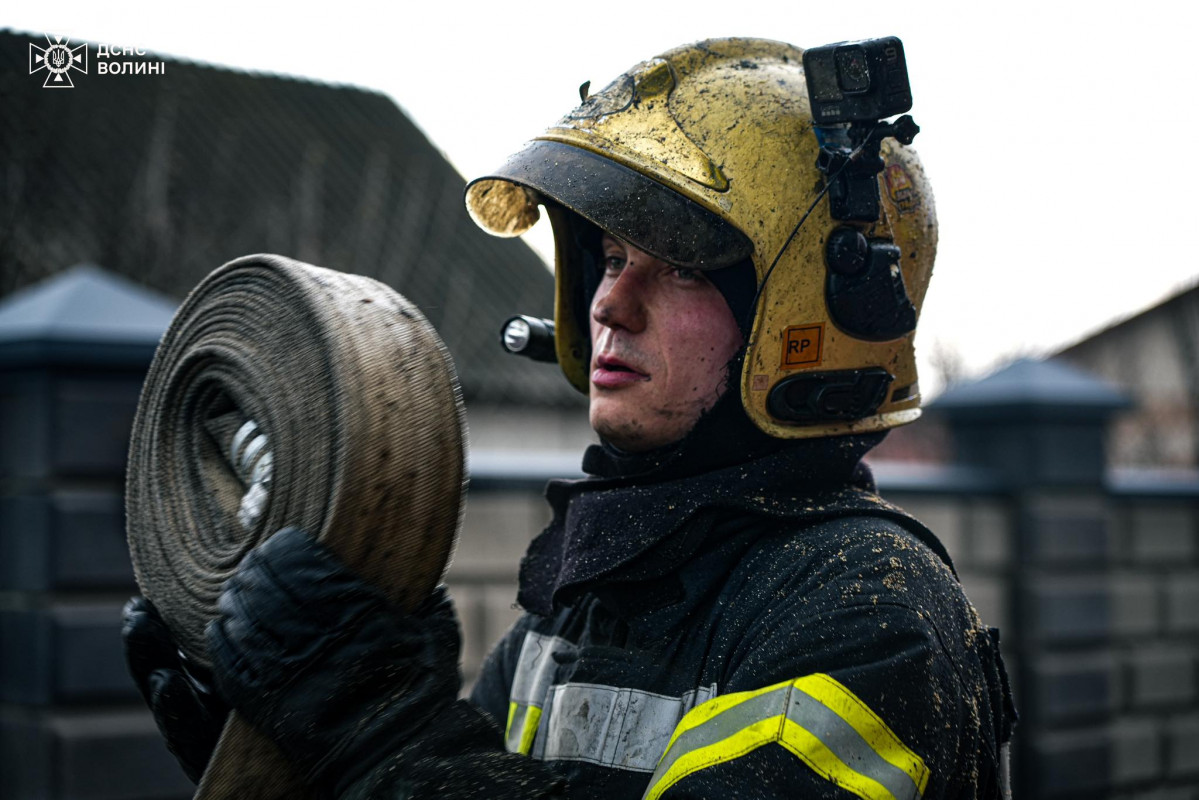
747;124;877;317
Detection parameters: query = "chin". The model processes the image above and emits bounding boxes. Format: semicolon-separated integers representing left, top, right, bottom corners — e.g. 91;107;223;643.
591;407;645;452
590;403;685;453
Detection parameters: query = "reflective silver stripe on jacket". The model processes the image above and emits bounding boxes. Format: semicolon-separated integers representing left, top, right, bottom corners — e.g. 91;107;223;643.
532;682;717;771
504;630;717;771
509;632;577;706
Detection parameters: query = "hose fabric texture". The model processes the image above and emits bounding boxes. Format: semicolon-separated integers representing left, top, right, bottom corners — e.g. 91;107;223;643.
125;254;467;799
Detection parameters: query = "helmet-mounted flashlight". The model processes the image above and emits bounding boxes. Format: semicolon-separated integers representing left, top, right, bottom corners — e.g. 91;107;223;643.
500;315;557;363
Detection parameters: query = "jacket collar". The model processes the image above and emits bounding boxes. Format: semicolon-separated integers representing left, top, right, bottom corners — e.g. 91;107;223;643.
516;433;934;617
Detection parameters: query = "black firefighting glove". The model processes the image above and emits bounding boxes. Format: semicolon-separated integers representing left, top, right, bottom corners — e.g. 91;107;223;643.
121;596;229;783
206;526;461;796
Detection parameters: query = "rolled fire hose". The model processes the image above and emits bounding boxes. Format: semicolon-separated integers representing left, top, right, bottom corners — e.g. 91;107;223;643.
126;254;466;800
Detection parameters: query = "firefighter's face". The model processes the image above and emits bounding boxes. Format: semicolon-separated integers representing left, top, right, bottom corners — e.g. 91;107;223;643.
588;234;743;452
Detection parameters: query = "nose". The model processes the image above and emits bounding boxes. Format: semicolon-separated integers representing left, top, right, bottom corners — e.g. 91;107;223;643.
591;263;648;333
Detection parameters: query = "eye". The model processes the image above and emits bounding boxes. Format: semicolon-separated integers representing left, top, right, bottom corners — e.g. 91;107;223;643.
672;267;703;282
601;254;626;275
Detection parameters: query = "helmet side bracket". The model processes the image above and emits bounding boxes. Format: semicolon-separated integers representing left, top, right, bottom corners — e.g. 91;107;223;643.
766;117;921;427
816;118;921;343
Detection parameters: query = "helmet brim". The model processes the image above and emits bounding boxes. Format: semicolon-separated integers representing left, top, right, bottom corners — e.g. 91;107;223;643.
465;140;753;270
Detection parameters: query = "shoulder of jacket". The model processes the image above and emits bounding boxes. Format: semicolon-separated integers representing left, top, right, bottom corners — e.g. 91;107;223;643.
727;485;957;575
730;513;966;619
747;510;936;564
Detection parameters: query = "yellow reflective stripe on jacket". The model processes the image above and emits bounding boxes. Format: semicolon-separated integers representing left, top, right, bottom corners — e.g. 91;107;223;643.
796;673;929;794
505;701;543;755
504;632;575;755
643;673;929;800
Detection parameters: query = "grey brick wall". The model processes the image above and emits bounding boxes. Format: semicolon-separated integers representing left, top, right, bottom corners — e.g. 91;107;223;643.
1128;506;1197;564
1012;492;1199;796
1166;574;1199;633
879;459;1199;799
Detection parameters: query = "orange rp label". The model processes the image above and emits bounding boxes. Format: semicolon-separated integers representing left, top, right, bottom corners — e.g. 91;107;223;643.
781;324;824;369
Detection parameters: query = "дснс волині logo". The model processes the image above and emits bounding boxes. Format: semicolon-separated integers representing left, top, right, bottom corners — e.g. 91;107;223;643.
29;34;88;88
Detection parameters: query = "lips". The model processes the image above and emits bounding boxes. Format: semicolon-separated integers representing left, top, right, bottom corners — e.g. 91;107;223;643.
592;354;648;389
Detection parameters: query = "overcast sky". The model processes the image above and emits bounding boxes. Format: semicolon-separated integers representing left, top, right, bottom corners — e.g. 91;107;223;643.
9;0;1198;391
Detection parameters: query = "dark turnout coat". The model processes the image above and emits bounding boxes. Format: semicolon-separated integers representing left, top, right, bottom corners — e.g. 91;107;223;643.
468;444;1015;800
345;443;1015;800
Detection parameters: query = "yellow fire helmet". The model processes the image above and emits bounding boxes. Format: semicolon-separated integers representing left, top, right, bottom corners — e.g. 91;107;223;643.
465;37;937;439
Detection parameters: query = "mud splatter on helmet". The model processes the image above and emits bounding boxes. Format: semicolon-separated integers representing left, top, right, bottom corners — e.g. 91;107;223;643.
466;38;936;439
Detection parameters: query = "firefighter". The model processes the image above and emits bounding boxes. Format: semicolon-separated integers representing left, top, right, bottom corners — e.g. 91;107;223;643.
125;37;1015;799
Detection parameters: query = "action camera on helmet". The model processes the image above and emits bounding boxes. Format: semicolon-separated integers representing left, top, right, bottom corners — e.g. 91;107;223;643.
802;37;912;126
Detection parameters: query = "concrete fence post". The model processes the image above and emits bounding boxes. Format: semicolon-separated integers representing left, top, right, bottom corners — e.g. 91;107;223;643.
935;358;1136;797
0;266;191;799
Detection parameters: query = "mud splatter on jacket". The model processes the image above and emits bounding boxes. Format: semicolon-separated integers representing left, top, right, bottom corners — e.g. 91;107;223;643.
467;445;1015;799
344;443;1015;799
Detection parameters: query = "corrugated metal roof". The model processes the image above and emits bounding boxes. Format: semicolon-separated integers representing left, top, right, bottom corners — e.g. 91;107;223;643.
0;30;582;407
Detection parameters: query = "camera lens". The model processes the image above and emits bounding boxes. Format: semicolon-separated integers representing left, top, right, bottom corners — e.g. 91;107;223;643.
835;46;871;94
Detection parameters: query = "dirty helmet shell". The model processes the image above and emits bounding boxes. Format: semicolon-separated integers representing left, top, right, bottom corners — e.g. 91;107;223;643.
465;37;937;440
